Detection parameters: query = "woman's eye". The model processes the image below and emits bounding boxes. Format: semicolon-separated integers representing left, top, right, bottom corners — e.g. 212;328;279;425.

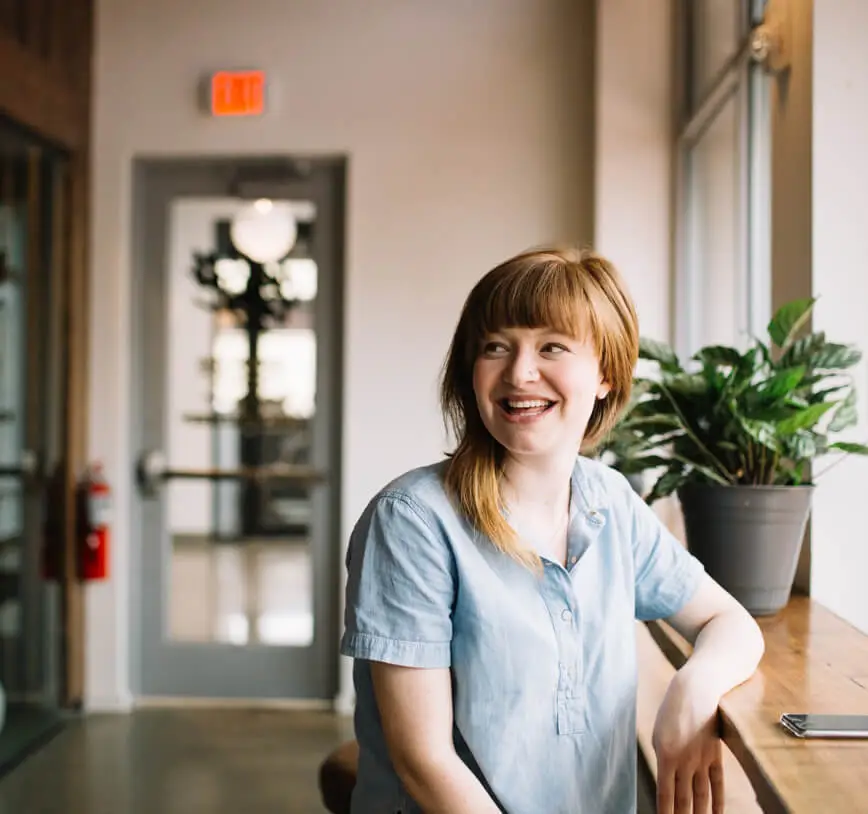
482;341;508;355
541;343;568;354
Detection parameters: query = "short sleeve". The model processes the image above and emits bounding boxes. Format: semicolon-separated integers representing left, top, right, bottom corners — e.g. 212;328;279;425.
340;491;455;668
630;489;705;621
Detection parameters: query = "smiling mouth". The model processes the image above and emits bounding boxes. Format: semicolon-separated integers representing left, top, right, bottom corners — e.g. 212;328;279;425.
498;398;556;417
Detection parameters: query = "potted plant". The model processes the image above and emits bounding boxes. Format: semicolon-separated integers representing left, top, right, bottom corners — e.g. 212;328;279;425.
619;297;868;616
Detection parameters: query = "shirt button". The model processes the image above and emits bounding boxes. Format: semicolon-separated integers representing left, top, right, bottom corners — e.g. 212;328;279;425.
561;609;572;622
570;555;578;564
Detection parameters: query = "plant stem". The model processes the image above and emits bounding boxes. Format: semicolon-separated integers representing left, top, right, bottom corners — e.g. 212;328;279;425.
768;451;779;484
670;453;731;486
813;453;852;480
656;381;736;484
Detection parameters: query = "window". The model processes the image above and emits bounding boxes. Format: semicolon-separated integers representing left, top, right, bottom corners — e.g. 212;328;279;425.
675;0;770;357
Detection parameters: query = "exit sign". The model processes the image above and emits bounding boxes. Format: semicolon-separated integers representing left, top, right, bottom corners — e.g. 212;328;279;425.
208;70;266;117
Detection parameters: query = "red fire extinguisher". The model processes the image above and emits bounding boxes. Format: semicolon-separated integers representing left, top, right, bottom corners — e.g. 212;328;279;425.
79;462;111;581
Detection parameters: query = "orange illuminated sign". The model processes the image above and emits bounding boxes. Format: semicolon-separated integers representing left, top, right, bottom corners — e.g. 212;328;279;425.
209;70;266;117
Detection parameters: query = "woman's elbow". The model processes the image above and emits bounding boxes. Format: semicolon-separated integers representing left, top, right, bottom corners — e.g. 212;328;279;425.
730;604;765;674
391;746;458;805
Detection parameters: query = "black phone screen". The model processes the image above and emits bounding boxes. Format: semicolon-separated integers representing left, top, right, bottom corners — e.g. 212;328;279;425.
786;714;868;732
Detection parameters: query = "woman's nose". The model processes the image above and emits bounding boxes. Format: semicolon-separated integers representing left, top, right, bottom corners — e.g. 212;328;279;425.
503;349;539;386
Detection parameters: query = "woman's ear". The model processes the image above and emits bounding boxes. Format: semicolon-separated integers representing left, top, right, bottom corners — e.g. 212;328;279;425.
596;381;612;400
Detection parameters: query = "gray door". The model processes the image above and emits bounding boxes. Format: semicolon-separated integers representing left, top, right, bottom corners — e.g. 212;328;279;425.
131;158;344;700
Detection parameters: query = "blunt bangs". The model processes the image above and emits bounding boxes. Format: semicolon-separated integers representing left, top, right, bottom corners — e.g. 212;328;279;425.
469;254;600;354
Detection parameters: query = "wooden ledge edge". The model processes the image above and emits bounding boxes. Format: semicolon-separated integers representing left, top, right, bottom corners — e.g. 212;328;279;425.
644;619;785;814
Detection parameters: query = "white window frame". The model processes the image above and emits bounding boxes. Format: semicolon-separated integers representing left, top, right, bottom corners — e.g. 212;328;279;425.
674;0;771;359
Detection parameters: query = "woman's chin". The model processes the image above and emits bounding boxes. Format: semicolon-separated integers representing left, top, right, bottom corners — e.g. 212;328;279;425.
495;435;556;459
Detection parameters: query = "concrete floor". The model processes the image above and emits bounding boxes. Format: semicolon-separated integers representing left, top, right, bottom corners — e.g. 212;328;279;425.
0;708;354;814
0;708;656;813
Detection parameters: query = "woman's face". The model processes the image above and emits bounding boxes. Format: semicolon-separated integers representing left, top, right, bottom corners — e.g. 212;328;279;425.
472;326;610;461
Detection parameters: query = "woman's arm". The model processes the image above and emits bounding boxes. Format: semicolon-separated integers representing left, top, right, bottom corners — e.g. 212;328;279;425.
651;574;765;813
667;573;765;698
371;662;501;814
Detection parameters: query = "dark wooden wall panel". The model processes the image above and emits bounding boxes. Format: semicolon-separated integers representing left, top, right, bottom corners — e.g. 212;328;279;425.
0;0;93;706
0;0;91;148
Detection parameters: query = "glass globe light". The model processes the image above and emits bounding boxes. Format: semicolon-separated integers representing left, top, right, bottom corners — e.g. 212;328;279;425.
230;199;297;264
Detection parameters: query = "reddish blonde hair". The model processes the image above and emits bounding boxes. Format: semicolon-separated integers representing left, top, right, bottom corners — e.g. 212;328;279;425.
440;247;639;566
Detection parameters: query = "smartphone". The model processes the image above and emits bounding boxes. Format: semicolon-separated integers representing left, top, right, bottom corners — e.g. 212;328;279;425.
780;713;868;739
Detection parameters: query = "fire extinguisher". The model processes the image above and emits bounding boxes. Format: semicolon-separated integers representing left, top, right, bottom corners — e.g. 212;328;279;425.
78;462;111;581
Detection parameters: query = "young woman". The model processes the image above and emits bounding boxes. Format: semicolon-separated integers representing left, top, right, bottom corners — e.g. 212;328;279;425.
340;248;764;814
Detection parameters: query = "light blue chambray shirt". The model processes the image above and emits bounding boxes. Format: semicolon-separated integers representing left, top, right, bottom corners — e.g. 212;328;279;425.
340;456;705;814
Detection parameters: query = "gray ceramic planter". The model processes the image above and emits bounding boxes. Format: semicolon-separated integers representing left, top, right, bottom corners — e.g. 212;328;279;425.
677;484;814;616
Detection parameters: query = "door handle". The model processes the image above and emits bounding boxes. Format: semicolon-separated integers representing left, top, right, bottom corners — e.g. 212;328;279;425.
136;449;326;497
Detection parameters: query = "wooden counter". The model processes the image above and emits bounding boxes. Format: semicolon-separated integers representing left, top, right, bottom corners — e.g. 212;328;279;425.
642;597;868;813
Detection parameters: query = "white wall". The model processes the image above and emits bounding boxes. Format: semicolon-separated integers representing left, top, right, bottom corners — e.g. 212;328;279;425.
87;0;596;709
810;0;868;634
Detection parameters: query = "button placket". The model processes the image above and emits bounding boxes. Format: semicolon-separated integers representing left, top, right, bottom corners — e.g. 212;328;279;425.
543;569;584;735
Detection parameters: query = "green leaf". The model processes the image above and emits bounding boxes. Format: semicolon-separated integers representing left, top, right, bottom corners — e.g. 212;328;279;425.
768;297;815;349
614;455;672;474
791;461;807;484
828;389;858;432
777;401;836;435
786;431;819;461
812;343;862;370
672;456;732;486
742;398;804;423
620;414;680;428
753;366;806;403
780;332;826;369
645;469;687;504
627;397;668;418
692;345;742;368
664;373;708;397
739;418;779;449
638;337;681;373
828;441;868;455
807;383;850;404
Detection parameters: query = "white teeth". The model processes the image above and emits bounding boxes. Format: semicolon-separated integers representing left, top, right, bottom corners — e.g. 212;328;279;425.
507;399;550;409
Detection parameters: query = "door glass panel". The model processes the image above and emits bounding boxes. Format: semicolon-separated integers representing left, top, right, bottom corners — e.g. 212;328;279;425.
686;92;744;351
0;144;27;693
0;121;67;767
165;198;317;647
690;0;744;108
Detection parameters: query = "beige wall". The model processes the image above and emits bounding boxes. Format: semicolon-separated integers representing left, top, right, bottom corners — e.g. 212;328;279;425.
594;0;674;346
86;0;597;709
770;0;814;593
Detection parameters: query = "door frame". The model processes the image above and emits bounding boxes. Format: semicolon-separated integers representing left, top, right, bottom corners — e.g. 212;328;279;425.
129;156;346;701
1;0;95;709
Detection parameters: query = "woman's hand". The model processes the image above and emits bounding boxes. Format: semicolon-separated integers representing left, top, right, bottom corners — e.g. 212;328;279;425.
651;668;725;814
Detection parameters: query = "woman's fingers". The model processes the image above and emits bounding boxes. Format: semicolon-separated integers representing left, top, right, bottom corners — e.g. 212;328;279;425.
656;764;676;814
692;770;711;814
657;759;724;814
674;770;695;813
709;759;726;814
